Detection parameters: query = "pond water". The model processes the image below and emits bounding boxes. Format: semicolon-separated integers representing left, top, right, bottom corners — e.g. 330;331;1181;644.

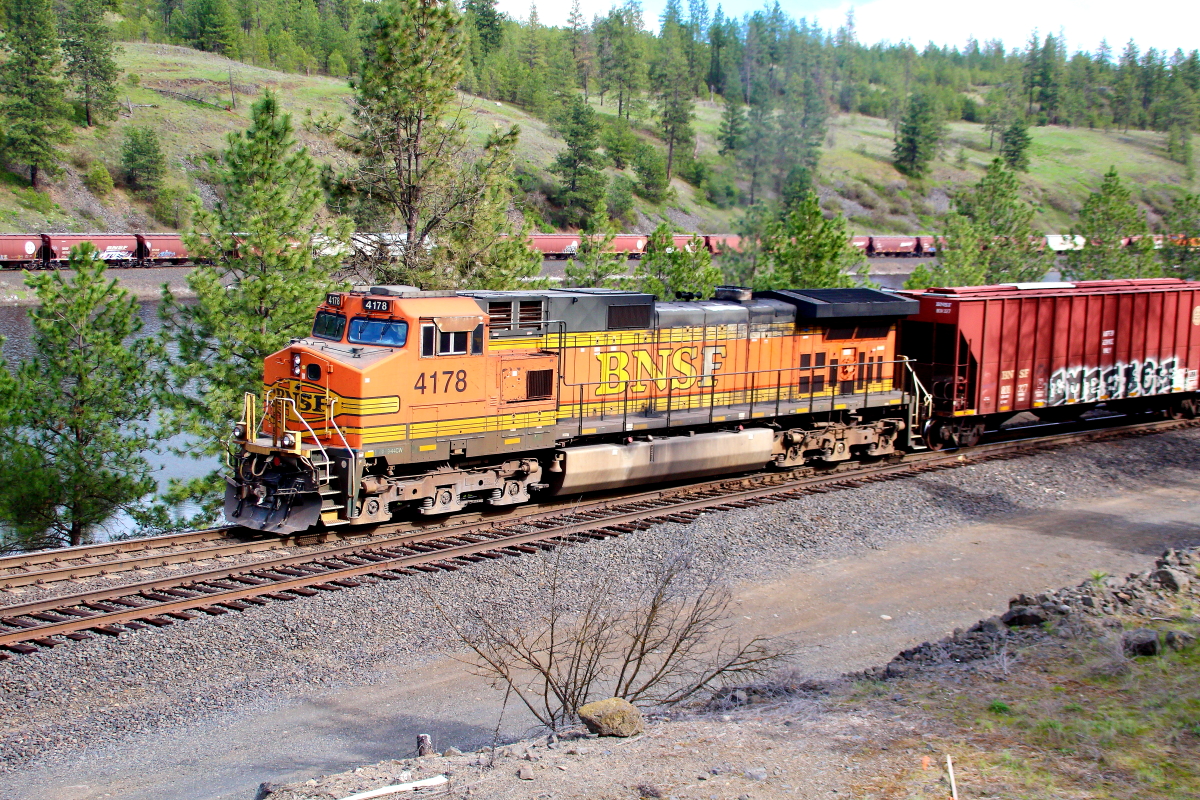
0;301;218;539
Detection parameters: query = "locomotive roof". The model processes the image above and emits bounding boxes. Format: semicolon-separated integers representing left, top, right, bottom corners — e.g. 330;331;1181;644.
757;288;920;319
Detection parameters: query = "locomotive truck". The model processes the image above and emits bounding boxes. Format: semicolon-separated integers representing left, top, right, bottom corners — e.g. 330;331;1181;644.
225;279;1200;534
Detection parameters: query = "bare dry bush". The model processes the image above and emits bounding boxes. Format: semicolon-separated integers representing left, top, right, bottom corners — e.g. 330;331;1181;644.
428;543;791;732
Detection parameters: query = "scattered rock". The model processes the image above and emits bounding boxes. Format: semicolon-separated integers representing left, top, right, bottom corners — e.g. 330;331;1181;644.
577;697;644;737
443;746;462;757
744;767;768;781
1166;630;1196;651
1001;606;1049;627
517;765;534;780
254;782;277;800
1122;628;1161;657
1152;568;1190;592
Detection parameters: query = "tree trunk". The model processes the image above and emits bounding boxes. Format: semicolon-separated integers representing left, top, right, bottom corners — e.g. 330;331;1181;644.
85;98;93;127
666;136;675;180
30;164;38;188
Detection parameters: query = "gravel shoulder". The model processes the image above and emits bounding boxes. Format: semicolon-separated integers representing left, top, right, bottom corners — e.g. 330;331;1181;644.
2;428;1199;800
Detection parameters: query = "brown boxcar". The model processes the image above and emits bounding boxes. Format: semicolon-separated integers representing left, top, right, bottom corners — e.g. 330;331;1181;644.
0;234;47;267
850;235;870;252
900;279;1200;444
869;236;918;256
916;235;938;256
137;233;189;264
45;233;139;265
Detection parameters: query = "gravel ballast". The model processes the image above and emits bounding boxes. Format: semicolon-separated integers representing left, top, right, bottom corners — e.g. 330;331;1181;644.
2;427;1199;793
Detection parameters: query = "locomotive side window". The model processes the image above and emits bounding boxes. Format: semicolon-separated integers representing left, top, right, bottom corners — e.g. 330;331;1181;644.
420;323;474;356
439;330;468;354
348;317;408;346
312;311;346;341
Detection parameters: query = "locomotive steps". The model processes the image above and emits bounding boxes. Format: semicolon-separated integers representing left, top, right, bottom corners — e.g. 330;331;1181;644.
1;415;1195;659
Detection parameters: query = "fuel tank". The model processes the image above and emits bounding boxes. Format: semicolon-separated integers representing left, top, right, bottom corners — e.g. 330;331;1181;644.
547;428;775;496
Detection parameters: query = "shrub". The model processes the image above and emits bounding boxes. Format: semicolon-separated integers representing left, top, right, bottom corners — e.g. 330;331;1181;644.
988;699;1013;715
84;162;114;197
152;185;194;228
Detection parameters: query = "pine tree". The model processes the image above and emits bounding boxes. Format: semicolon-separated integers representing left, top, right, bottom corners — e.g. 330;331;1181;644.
182;0;239;56
565;223;628;288
1064;167;1161;280
651;27;694;179
0;245;166;550
750;190;862;290
717;95;746;155
63;0;122;126
329;0;523;288
934;159;1051;285
892;93;945;178
904;214;985;290
999;116;1032;172
464;0;502;57
1162;191;1200;280
121;127;167;192
633;225;720;299
551;95;607;229
161;91;351;519
0;0;72;187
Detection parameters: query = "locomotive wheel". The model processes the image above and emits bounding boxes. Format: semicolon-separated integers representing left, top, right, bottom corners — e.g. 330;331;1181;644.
925;420;947;451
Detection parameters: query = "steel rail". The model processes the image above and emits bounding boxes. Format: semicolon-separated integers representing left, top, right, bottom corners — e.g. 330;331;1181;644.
0;416;1194;656
0;528;235;572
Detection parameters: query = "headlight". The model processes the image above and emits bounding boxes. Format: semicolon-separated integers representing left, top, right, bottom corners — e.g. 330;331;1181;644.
232;424;247;440
291;353;302;377
282;433;296;448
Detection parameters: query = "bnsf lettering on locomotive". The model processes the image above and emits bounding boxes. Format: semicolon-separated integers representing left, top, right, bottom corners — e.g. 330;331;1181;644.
595;345;725;395
278;384;328;415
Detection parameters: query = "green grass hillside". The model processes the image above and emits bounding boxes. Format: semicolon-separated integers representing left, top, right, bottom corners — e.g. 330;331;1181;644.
2;43;1195;236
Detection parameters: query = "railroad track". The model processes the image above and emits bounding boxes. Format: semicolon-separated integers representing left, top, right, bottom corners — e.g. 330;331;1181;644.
1;416;1194;659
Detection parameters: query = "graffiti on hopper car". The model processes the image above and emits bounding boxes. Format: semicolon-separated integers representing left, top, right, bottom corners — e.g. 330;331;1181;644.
1046;357;1198;406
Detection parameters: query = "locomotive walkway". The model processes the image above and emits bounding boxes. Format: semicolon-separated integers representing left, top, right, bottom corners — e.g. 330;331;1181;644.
1;415;1194;658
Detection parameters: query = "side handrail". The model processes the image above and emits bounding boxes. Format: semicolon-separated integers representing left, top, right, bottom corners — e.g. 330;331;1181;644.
326;397;353;453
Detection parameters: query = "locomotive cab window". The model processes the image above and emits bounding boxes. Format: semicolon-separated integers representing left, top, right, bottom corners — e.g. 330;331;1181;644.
348;317;408;346
421;323;480;356
312;311;346;341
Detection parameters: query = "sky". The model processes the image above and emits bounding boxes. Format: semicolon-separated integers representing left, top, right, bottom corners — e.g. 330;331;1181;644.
495;0;1200;56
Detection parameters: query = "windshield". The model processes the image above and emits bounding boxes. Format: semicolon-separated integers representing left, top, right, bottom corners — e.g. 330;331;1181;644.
348;317;409;346
312;311;346;341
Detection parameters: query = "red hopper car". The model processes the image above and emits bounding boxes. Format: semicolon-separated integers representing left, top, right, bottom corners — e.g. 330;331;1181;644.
900;279;1200;447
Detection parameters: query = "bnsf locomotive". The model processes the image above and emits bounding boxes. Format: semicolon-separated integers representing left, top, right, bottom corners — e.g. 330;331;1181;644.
226;279;1200;534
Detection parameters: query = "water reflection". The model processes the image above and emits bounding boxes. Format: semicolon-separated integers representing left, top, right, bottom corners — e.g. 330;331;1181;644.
1;300;218;539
